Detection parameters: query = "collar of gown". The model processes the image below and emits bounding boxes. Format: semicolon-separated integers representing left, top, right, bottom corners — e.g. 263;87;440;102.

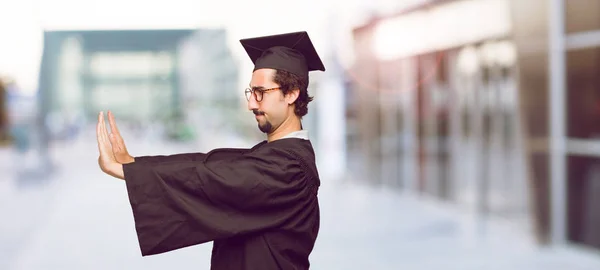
281;130;309;140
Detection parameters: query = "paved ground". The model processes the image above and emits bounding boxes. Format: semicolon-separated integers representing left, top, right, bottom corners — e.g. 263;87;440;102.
2;131;600;270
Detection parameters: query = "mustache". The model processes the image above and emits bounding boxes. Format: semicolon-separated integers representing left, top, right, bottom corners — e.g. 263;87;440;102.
252;109;265;116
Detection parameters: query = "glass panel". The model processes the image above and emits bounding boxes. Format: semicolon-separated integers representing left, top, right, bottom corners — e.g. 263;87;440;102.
378;59;404;189
566;46;600;139
567;155;600;249
565;0;600;34
89;51;173;79
417;51;452;199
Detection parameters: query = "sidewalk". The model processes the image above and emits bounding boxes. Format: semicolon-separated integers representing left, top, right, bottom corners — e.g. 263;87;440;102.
313;182;600;270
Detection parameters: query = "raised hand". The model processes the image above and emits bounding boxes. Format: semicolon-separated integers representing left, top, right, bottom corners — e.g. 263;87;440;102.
107;110;135;164
97;111;123;179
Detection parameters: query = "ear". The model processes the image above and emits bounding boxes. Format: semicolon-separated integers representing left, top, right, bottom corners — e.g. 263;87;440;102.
284;88;300;105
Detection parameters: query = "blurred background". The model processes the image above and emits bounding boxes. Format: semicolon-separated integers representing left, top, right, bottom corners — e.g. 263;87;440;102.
2;0;600;269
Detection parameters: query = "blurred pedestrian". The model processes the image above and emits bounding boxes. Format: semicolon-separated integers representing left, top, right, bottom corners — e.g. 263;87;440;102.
0;78;8;144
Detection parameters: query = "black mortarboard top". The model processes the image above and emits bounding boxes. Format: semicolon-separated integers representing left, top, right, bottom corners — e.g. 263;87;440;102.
239;31;326;79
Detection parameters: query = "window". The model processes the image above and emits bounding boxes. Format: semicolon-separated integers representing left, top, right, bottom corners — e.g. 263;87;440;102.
566;46;600;139
567;155;600;249
565;0;600;34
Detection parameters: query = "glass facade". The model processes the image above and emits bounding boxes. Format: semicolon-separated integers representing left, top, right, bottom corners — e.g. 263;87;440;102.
348;0;600;251
565;1;600;250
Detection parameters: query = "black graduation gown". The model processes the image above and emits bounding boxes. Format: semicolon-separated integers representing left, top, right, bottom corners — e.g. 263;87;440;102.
122;138;321;270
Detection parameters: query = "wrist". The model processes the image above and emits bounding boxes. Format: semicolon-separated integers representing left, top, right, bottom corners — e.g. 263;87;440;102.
109;163;125;180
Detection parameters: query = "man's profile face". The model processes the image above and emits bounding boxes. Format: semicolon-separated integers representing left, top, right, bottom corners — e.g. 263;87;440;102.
247;68;289;134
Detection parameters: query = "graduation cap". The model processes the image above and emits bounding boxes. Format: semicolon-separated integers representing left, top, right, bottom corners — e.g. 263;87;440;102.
239;31;326;80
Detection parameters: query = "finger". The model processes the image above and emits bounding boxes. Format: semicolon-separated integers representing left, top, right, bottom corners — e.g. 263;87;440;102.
107;110;122;138
98;112;108;149
109;111;129;152
96;112;103;152
101;112;111;145
109;133;121;153
100;112;117;161
100;112;112;150
108;111;128;149
109;132;116;144
97;112;111;161
99;112;105;142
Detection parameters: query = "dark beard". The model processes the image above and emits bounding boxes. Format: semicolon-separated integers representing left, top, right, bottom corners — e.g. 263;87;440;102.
258;121;272;133
253;109;272;133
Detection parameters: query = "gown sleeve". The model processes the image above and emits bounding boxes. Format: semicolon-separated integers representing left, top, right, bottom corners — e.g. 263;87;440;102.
134;152;207;164
122;147;315;256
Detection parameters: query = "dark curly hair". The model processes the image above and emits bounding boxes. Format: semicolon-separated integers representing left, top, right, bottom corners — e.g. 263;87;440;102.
273;70;312;118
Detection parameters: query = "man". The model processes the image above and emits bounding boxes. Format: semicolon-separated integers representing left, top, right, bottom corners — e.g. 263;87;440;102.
96;31;325;270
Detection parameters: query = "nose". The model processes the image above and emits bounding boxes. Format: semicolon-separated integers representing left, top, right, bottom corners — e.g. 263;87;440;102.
247;95;259;111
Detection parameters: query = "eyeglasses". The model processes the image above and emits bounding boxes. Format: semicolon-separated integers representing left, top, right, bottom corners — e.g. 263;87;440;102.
244;87;280;102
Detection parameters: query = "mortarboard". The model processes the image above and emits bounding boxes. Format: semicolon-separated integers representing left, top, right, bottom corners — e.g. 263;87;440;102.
239;31;326;80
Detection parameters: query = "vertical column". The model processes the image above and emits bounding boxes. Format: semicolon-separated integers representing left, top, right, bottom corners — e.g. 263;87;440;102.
37;32;61;171
81;47;92;119
447;50;461;202
170;50;180;119
510;0;553;244
378;64;396;187
402;57;418;193
474;55;488;218
549;0;567;245
316;60;348;184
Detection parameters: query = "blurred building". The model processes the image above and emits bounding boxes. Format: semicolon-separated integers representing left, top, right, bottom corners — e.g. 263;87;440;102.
176;29;240;141
346;0;600;252
38;28;239;140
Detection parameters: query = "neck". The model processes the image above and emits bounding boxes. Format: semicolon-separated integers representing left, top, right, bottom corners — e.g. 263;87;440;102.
267;116;302;142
